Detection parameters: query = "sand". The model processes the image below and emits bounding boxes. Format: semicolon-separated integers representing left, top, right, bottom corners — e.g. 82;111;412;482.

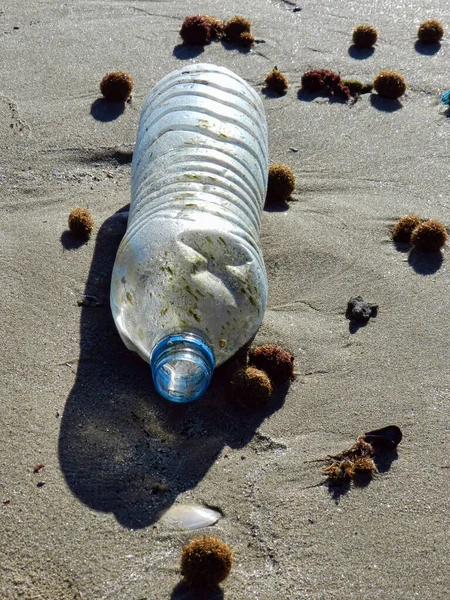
1;1;449;598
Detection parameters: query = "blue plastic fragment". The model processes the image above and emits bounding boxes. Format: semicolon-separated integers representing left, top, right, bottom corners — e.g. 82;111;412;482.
440;90;450;105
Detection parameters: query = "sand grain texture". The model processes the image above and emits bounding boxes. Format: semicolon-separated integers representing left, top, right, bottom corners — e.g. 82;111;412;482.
1;1;449;598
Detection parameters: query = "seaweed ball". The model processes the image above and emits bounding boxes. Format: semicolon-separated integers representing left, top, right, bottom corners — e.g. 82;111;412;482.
266;163;295;205
68;207;94;240
352;24;378;48
373;70;407;99
181;536;233;586
230;366;273;407
410;219;448;252
392;214;422;243
417;19;444;44
224;16;252;42
248;344;295;383
238;31;255;47
180;15;211;45
100;72;133;102
301;69;331;92
265;68;289;94
204;15;224;40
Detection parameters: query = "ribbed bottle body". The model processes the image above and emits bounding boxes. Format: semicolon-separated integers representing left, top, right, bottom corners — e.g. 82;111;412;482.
111;64;268;368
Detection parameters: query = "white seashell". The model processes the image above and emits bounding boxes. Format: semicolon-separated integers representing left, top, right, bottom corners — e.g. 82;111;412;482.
157;504;221;530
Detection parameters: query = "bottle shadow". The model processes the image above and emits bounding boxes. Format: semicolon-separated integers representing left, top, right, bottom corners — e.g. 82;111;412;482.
81;147;133;166
58;207;286;529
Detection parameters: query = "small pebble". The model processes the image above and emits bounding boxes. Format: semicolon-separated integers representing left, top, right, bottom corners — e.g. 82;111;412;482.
346;296;378;322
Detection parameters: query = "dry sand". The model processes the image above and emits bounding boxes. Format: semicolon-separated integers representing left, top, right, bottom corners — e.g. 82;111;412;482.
1;1;449;598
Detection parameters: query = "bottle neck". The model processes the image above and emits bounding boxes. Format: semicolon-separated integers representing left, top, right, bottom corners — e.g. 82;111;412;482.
150;333;215;403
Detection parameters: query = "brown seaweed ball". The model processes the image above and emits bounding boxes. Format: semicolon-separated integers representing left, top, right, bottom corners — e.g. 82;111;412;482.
181;537;233;587
265;68;289;94
352;23;378;48
204;16;224;40
248;344;294;383
224;16;251;42
266;163;295;205
238;32;255;47
300;69;350;101
373;70;407;99
230;366;273;407
100;72;133;102
417;19;444;44
301;69;326;92
180;15;211;45
392;214;422;243
68;207;94;240
410;220;448;252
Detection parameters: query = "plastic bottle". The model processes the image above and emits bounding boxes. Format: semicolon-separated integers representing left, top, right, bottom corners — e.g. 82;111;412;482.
110;63;268;402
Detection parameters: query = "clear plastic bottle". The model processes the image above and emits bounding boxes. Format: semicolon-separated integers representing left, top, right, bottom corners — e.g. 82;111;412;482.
110;63;268;402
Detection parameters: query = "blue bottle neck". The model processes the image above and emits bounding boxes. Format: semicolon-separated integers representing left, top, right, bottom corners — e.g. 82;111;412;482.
150;333;215;403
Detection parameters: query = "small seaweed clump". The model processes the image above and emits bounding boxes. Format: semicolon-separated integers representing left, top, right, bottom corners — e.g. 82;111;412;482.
301;69;351;101
265;68;289;95
230;366;273;407
181;537;233;587
100;72;133;102
68;207;94;240
238;31;255;47
373;70;407;99
180;15;212;45
223;16;254;46
266;163;295;205
392;214;422;243
323;436;377;484
204;16;224;40
352;23;378;48
410;219;448;252
342;79;373;96
417;19;444;44
248;344;294;383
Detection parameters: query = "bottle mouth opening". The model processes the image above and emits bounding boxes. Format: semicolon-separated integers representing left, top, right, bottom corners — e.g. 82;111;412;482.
150;333;215;403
